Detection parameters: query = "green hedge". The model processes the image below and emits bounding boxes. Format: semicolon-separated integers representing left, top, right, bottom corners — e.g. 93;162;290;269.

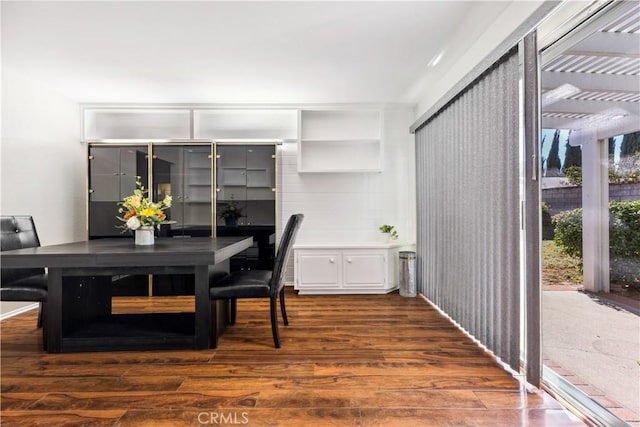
562;164;640;186
563;166;582;186
552;208;583;258
610;200;640;258
552;200;640;259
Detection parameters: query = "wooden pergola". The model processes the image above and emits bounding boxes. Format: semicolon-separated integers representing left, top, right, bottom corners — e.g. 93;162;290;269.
541;1;639;293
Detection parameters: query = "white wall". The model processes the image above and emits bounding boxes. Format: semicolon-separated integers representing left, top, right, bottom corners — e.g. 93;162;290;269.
279;105;416;282
1;70;84;315
279;106;415;244
414;0;546;117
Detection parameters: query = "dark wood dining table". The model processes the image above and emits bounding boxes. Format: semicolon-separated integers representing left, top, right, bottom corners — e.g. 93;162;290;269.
1;236;253;353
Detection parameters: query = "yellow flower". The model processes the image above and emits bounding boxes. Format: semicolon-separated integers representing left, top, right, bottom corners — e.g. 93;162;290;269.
126;195;142;209
140;207;158;217
163;195;172;207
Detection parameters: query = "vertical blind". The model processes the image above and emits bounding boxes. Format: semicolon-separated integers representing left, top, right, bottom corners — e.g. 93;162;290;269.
415;48;521;371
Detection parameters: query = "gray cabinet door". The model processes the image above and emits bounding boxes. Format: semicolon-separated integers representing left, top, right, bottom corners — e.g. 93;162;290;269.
215;144;276;271
119;147;145;199
183;146;212;233
216;144;275;226
246;146;275;202
90;147;120;202
153;145;185;230
153;145;212;237
217;145;247;201
89;145;148;237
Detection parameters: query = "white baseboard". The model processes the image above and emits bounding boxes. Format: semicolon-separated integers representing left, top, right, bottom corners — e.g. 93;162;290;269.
0;303;39;321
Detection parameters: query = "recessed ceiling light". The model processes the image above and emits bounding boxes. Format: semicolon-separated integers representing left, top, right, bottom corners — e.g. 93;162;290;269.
428;52;443;67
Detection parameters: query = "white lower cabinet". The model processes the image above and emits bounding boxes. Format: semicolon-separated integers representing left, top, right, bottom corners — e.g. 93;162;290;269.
294;244;400;294
296;251;341;291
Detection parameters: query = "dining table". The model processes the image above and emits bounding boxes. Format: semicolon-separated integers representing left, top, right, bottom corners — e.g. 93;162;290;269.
1;236;253;353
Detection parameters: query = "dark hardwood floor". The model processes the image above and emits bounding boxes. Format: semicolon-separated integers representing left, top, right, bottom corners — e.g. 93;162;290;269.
1;289;585;426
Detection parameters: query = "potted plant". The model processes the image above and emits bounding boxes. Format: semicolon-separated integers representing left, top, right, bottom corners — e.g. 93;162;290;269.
219;197;243;227
379;224;398;242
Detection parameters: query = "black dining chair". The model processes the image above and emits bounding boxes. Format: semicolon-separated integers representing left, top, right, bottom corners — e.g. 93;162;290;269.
1;216;48;328
209;213;303;348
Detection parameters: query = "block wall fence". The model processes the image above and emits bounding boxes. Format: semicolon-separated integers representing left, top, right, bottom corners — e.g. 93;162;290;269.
541;183;640;240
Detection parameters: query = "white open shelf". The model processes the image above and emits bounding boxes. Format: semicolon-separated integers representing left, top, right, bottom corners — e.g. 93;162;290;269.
298;139;382;172
298;110;383;173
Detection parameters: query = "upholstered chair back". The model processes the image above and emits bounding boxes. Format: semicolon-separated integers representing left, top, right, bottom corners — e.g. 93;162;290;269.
1;216;45;285
269;214;303;297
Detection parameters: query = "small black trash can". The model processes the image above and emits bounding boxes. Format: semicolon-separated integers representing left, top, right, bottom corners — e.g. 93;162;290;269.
399;251;416;297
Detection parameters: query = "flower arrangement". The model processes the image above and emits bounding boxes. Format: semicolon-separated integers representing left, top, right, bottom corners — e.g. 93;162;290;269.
379;224;399;240
117;178;173;231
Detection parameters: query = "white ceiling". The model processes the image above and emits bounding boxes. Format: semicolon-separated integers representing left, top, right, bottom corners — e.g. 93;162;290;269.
1;1;510;105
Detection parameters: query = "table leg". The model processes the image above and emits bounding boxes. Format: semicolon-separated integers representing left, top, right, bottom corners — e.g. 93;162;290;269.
47;268;63;353
194;265;210;349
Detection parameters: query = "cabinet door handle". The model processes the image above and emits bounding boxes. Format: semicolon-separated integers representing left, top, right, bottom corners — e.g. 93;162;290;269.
329;258;335;263
347;258;352;263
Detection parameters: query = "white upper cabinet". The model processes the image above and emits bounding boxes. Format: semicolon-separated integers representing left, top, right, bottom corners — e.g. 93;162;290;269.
83;109;192;140
298;109;383;173
194;109;297;140
82;107;299;142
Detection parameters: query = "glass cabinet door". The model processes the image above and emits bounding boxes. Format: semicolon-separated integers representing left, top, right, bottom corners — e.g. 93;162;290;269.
90;147;121;202
89;145;148;237
217;145;248;212
216;144;276;271
153;144;212;237
153;145;184;234
183;146;213;236
119;147;145;199
245;146;276;226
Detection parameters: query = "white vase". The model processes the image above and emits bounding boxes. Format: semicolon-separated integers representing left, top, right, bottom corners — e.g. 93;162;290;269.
135;226;155;246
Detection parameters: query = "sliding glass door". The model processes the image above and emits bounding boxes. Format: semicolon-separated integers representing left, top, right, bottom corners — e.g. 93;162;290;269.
539;3;640;424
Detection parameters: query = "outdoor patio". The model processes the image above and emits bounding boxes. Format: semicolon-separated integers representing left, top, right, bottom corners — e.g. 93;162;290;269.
543;287;640;426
